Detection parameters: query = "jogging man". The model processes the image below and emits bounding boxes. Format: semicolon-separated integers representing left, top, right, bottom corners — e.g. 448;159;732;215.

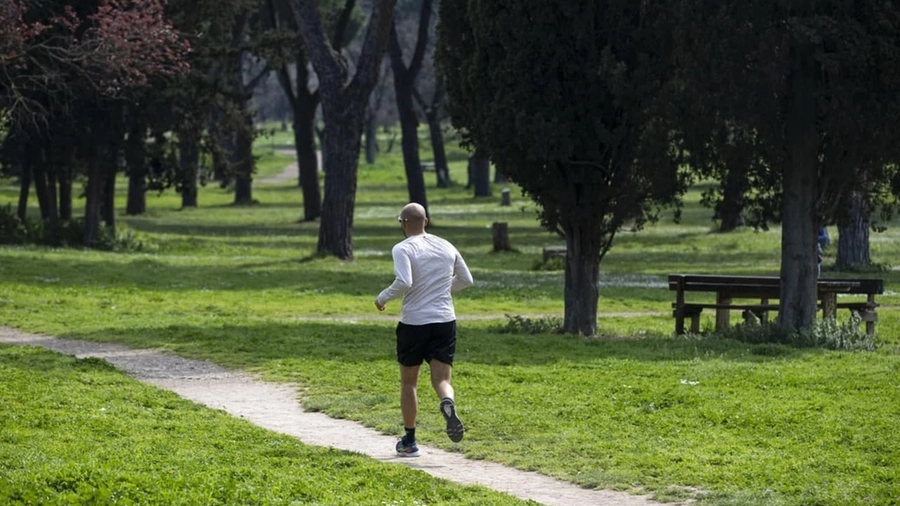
375;203;474;457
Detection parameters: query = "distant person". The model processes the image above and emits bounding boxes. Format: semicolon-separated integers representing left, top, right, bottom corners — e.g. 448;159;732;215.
375;203;474;457
818;226;830;250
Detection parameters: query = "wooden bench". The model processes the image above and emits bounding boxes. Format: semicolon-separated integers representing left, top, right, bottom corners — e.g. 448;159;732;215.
669;274;884;335
542;246;567;262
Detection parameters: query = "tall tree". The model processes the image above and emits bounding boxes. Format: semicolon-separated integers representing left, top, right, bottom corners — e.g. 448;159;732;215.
165;0;277;209
413;79;450;188
388;0;432;217
226;12;268;206
265;0;361;221
292;0;397;259
677;0;900;330
437;0;686;335
364;61;391;165
691;123;758;232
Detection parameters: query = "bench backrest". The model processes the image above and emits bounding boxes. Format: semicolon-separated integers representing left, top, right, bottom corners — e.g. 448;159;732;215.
669;274;884;297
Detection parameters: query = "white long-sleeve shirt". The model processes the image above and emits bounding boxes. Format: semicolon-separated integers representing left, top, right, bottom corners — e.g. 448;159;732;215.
376;233;474;325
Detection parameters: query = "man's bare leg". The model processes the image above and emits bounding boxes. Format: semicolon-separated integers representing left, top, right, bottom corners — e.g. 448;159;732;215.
400;364;420;429
430;359;464;442
429;359;454;400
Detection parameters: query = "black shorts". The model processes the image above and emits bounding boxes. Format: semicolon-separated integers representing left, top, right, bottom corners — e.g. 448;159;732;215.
396;321;457;367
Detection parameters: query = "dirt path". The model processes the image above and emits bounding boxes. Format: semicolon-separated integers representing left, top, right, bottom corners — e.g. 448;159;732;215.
257;149;318;184
0;326;684;506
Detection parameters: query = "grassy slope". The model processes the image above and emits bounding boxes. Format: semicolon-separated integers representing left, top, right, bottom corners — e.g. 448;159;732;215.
1;139;899;505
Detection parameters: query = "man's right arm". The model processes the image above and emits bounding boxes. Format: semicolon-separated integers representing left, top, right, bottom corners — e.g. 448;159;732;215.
451;252;474;292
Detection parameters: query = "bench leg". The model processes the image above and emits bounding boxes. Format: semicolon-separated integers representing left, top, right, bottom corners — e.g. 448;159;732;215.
859;310;878;335
674;307;702;334
715;294;731;332
690;313;700;333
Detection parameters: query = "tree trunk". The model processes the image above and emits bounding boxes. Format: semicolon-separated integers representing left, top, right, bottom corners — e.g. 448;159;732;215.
31;153;50;221
44;160;59;243
778;46;819;331
294;0;397;259
392;70;428;215
234;177;253;205
472;147;492;197
717;164;747;232
315;126;326;170
389;21;429;216
17;158;32;222
125;120;148;216
294;93;321;221
563;221;601;336
276;53;323;221
426;110;451;188
317;109;363;259
365;105;378;165
210;107;231;185
84;162;105;247
179;130;199;208
127;174;147;216
233;113;255;206
836;189;870;269
101;161;116;230
58;165;73;221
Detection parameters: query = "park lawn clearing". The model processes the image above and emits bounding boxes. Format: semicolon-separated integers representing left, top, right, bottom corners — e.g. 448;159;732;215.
2;147;900;505
0;344;536;506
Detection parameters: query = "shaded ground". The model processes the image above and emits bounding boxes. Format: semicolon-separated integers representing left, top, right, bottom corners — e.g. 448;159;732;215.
0;326;686;506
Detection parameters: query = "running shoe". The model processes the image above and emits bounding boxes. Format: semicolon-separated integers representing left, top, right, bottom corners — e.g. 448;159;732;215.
440;398;465;443
395;436;420;457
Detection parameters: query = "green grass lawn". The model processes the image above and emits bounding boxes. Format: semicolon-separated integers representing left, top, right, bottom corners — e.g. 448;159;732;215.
1;142;899;505
0;345;535;506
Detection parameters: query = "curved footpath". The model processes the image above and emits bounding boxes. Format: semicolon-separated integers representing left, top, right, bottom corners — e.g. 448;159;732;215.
0;327;685;506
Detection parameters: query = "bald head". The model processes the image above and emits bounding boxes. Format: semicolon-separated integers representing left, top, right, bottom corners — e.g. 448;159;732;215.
400;203;426;221
399;203;428;235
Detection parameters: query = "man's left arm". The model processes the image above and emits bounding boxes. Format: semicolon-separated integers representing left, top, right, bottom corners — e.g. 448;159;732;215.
376;247;413;309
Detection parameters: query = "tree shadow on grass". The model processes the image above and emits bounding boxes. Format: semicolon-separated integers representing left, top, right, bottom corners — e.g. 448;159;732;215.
63;321;814;371
0;254;395;293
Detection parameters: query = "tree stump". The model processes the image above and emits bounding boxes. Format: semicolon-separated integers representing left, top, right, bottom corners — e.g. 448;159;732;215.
500;187;511;206
492;222;512;251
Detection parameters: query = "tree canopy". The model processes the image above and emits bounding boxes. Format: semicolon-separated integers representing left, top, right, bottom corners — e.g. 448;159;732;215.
676;0;900;329
0;0;187;127
437;0;688;335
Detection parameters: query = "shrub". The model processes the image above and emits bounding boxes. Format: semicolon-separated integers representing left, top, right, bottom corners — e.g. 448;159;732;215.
531;256;564;271
719;311;878;351
495;314;564;334
0;204;39;243
0;205;153;252
97;226;155;253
